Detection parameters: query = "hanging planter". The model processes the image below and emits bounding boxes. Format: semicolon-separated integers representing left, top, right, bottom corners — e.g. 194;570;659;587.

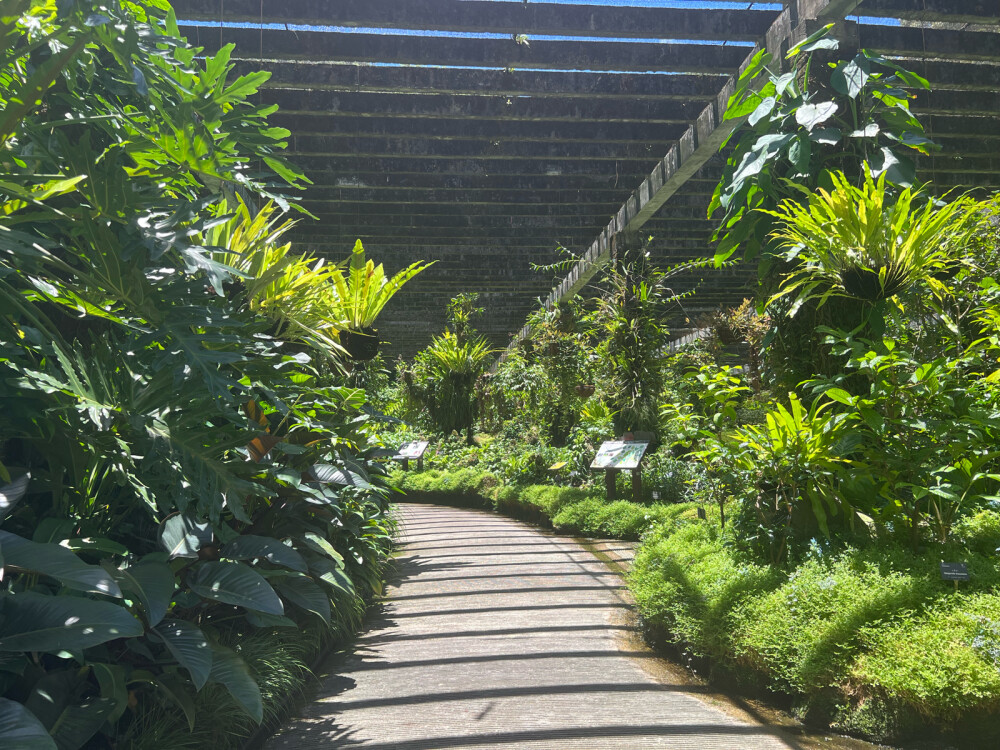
574;384;595;398
546;341;559;356
839;263;910;302
340;327;380;360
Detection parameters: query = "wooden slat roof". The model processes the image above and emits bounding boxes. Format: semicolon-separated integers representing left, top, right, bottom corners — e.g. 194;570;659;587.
171;0;1000;356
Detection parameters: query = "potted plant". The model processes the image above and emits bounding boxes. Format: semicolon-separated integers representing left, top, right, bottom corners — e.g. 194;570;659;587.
574;384;595;397
330;239;435;360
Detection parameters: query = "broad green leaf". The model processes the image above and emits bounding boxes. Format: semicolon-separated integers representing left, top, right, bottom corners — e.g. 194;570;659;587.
157;514;213;559
245;611;298;628
747;96;776;127
831;56;870;98
0;698;55;750
222;535;308;573
114;561;175;627
0;474;30;523
0;531;121;597
308;557;355;598
795;101;838;131
208;643;262;722
49;696;115;750
152;620;212;690
188;562;284;615
154;674;197;731
787;24;838;57
91;663;129;724
276;575;331;625
823;388;855;406
302;533;345;566
0;592;142;653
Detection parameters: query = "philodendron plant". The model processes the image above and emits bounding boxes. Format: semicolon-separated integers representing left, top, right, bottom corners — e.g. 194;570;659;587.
331;240;435;360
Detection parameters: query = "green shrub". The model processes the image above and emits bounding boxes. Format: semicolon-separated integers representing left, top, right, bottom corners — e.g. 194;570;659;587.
952;509;1000;558
552;499;687;540
732;547;941;694
630;517;783;661
851;593;1000;725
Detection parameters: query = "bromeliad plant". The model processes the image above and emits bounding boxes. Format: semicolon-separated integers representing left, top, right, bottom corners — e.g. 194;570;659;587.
766;172;981;315
330;240;435;360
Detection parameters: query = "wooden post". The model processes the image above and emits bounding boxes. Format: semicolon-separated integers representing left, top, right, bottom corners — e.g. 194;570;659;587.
605;469;616;501
631;468;642;503
417;455;423;471
402;458;409;471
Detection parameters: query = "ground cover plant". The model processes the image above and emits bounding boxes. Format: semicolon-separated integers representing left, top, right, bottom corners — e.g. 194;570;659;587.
0;3;414;747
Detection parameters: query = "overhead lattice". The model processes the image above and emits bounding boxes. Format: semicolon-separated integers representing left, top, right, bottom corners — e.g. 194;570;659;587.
172;0;1000;357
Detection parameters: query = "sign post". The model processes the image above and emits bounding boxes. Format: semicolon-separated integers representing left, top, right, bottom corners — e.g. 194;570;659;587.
393;441;429;471
591;440;649;502
940;562;970;593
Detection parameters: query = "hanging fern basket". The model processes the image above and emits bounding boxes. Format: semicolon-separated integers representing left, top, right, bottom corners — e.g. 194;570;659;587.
341;327;380;360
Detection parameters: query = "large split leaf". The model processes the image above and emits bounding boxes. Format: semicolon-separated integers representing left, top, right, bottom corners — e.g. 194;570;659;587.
188;562;284;615
0;531;121;597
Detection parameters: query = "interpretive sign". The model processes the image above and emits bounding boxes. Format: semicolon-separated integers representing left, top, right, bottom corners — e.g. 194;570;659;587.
940;562;970;581
590;441;649;470
395;441;429;460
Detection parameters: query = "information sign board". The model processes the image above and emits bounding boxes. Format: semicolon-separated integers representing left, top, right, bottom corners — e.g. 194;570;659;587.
590;441;649;470
395;441;429;459
940;562;970;581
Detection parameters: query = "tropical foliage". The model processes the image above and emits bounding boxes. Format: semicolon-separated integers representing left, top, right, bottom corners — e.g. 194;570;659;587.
0;3;402;747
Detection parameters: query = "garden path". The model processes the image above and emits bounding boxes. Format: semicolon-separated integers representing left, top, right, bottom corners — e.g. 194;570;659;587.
265;503;799;749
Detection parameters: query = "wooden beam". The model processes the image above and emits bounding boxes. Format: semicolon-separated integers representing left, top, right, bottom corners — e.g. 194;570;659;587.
181;25;752;74
289;135;672;162
172;0;777;42
232;60;728;101
262;89;704;123
276;114;691;145
857;0;1000;24
860;24;1000;63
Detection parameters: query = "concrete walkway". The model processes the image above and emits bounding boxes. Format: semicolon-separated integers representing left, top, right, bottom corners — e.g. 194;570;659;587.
266;503;798;749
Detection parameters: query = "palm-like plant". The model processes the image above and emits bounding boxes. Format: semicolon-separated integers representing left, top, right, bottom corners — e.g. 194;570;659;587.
330;240;435;359
767;172;979;315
